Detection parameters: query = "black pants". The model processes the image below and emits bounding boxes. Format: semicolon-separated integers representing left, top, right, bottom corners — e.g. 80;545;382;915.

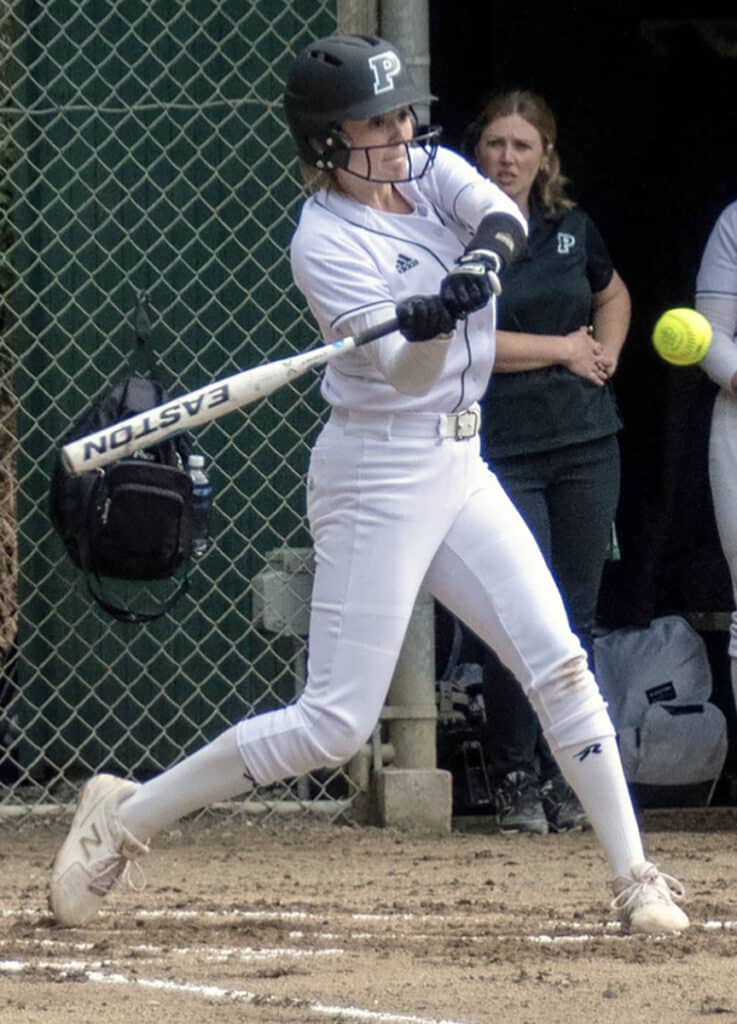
483;434;621;783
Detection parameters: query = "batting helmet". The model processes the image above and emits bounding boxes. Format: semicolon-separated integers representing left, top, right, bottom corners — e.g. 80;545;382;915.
283;34;439;175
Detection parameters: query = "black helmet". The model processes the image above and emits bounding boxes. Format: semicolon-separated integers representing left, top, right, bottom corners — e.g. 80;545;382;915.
284;34;438;173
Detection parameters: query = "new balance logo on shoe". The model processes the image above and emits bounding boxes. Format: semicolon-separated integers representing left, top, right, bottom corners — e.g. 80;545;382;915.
79;823;104;862
574;742;603;762
395;253;419;273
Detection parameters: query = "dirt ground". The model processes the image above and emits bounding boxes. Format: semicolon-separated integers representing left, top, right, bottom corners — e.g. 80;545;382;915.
2;808;737;1024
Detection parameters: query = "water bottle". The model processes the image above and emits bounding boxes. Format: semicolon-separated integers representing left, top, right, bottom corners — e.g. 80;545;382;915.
187;453;212;558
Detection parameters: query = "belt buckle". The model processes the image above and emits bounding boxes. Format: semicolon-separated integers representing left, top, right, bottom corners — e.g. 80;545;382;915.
454;407;479;440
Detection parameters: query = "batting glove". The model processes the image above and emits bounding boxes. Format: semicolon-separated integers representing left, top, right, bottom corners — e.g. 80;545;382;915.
440;249;502;320
396;294;456;342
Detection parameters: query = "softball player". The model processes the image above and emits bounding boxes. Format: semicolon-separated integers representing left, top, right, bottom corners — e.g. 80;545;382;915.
49;34;687;935
696;201;737;713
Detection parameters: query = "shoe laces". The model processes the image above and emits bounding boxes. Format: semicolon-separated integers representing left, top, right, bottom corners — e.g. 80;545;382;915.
496;772;544;819
542;778;584;814
611;863;685;915
499;771;534;799
88;834;149;898
542;775;572;800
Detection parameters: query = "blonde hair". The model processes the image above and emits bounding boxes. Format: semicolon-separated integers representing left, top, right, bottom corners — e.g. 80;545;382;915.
299;160;338;194
463;90;574;217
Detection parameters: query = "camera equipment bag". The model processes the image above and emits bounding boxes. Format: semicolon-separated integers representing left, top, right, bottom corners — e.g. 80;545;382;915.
49;293;197;623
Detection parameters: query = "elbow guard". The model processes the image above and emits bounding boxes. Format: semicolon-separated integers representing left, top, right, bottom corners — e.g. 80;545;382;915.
466;212;527;271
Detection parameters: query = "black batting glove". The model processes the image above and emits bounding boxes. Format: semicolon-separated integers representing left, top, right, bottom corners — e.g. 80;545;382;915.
440;250;502;320
396;294;456;342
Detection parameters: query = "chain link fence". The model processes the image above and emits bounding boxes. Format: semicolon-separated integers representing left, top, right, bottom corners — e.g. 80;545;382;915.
0;0;367;822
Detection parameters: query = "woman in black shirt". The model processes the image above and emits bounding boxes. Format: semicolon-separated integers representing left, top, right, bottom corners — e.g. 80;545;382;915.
465;90;631;834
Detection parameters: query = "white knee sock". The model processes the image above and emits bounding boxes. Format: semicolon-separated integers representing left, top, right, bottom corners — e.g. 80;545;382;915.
527;655;645;879
554;733;645;878
730;658;737;718
118;725;253;842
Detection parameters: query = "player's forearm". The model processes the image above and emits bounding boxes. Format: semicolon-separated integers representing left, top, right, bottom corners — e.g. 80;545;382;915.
493;330;573;372
371;331;453;395
591;273;630;366
695;292;737;392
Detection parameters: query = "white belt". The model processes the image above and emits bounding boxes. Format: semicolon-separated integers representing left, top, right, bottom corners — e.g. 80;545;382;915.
329;402;481;441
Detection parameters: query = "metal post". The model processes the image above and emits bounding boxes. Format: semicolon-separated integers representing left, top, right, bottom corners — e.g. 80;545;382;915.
336;0;379;34
380;0;432;126
337;0;432;129
378;585;452;832
293;641;311;801
383;588;438;769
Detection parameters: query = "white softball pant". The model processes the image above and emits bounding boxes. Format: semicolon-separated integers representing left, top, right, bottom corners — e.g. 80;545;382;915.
236;407;615;784
709;392;737;658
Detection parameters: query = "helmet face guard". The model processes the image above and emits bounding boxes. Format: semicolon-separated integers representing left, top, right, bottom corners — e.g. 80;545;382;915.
318;123;441;182
284;34;440;182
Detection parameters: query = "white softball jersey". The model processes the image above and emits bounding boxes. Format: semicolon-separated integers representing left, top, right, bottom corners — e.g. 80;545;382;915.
290;145;525;413
696;200;737;657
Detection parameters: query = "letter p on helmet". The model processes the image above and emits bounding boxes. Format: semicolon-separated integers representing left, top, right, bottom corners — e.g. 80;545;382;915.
369;51;401;95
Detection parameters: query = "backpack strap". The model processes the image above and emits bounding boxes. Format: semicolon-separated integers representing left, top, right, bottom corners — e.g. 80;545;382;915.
128;289;160;378
73;470;104;577
86;572;191;624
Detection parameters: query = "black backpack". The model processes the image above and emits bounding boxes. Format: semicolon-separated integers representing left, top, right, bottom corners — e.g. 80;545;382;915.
49;295;199;623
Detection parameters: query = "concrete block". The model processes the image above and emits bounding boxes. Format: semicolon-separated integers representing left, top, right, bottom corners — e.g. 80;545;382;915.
376;767;452;834
251;547;314;635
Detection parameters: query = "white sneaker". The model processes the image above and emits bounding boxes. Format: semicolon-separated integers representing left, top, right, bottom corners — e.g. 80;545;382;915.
49;774;149;927
611;861;689;933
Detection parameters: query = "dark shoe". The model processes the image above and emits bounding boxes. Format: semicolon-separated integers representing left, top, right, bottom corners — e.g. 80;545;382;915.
540;774;589;833
494;770;548;834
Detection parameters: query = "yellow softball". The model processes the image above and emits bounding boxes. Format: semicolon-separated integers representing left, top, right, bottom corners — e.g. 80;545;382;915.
652;308;712;366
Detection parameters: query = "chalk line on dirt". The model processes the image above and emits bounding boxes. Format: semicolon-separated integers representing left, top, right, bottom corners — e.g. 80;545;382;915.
0;958;472;1024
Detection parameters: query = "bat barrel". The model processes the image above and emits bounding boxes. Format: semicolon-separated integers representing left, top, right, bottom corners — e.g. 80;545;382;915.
59;333;367;475
60;378;232;472
59;317;397;475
